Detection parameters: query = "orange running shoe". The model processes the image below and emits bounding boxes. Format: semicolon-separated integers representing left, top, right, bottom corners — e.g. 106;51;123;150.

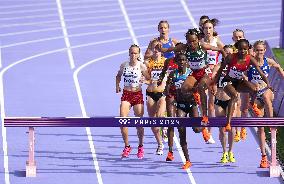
166;151;174;161
193;92;201;105
260;155;269;168
251;103;261;116
201;116;209;126
202;128;210;142
182;161;192;170
240;127;247;140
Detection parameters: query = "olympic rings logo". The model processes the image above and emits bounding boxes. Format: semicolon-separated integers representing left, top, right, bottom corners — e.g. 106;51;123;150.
118;118;131;125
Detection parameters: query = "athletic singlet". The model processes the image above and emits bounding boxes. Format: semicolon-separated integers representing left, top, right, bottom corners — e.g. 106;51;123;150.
173;68;193;89
248;57;270;84
148;57;166;81
123;62;143;88
186;44;207;70
205;37;219;65
162;38;175;59
227;53;251;79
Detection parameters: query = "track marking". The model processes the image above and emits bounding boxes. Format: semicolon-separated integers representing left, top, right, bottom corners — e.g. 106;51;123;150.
56;0;75;69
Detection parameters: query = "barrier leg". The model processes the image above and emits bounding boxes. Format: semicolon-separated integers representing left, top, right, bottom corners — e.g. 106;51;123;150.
26;127;36;177
270;127;280;177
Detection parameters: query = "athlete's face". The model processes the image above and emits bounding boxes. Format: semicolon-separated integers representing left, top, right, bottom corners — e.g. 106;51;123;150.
129;47;140;61
254;44;266;58
199;18;208;29
158;23;169;36
238;42;249;56
203;22;214;37
186;34;199;50
232;31;245;42
177;55;187;70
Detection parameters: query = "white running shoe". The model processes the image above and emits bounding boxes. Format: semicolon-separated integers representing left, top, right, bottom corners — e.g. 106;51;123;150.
206;135;215;144
156;144;164;155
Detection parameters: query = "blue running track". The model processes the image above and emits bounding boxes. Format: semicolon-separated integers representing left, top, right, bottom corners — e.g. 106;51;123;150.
0;0;283;184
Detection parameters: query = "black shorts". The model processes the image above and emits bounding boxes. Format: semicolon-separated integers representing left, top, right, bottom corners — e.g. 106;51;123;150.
221;77;243;89
146;91;165;102
214;98;230;110
175;101;196;114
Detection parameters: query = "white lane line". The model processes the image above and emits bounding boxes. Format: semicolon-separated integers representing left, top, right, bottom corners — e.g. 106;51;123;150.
1;13;280;37
56;1;102;182
0;6;121;15
56;0;75;69
73;49;141;184
0;2;119;12
219;28;280;37
118;0;143;61
0;75;10;184
173;134;197;184
0;0;277;13
1;19;280;49
1;6;280;28
125;0;273;6
176;1;198;183
180;0;198;28
189;2;279;12
0;0;118;9
118;0;139;45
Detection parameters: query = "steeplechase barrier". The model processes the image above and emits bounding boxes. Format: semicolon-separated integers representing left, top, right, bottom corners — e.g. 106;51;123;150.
4;117;284;178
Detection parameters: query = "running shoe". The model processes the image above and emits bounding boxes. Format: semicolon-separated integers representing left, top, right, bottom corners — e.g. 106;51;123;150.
193;92;201;105
240;127;247;140
228;151;236;163
166;151;174;161
206;135;215;144
182;161;192;170
137;145;144;159
251;103;261;116
234;131;241;142
156;144;164;155
260;155;269;168
202;128;210;142
221;152;228;163
121;146;132;158
201;116;209;126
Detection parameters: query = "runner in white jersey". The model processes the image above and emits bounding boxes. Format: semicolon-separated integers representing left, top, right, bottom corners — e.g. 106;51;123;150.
201;18;224;144
116;44;150;159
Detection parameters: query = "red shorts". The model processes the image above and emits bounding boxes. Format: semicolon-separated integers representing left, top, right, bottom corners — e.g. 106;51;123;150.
192;68;206;82
121;89;144;106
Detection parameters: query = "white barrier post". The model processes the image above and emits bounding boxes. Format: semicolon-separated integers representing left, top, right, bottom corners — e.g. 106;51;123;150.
270;128;280;177
26;127;36;177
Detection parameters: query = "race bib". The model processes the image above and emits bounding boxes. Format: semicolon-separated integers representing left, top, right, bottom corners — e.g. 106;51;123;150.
228;67;243;79
207;51;217;65
189;60;206;69
151;70;162;81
